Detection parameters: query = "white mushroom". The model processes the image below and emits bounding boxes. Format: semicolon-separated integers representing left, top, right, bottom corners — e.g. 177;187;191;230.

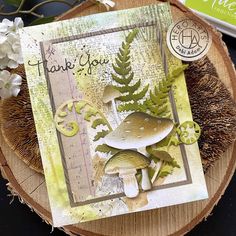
104;112;174;190
104;150;150;198
102;85;121;125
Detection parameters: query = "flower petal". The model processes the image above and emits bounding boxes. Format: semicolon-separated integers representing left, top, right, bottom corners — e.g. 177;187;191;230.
7;59;18;69
14;18;24;29
0;70;11;81
11;85;21;97
10;74;22;86
0;24;8;33
0;35;7;44
0;57;9;69
0;87;12;99
2;19;13;27
0;80;5;89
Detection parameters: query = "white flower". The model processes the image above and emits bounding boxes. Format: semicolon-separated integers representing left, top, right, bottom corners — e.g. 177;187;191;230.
0;70;22;99
0;18;24;69
96;0;115;10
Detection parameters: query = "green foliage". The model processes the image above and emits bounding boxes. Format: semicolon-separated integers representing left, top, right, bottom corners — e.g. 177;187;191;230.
75;101;87;114
92;118;108;129
145;64;188;118
84;108;98;122
158;164;174;178
95;144;119;155
93;130;110;142
148;167;156;180
111;29;149;112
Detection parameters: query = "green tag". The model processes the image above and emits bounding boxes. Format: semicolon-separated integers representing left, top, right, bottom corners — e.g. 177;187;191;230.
185;0;236;26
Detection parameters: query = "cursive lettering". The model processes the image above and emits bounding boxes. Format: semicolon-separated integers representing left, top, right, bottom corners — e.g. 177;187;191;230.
204;0;236;14
28;58;75;76
79;51;109;75
28;51;109;77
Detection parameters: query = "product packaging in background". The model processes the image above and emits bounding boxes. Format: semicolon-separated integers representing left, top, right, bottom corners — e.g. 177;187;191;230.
180;0;236;37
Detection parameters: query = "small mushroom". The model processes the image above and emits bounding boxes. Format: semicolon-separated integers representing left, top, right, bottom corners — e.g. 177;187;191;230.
104;112;174;190
104;112;174;149
104;150;150;198
102;85;121;125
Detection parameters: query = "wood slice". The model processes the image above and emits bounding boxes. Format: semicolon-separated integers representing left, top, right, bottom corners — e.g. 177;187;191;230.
0;0;236;235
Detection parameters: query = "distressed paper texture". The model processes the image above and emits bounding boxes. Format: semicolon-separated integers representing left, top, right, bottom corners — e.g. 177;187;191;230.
20;3;208;227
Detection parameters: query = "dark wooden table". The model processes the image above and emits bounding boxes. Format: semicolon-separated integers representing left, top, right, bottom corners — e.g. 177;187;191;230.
0;1;235;235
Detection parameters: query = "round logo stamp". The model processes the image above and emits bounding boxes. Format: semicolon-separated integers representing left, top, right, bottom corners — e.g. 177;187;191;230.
166;18;212;61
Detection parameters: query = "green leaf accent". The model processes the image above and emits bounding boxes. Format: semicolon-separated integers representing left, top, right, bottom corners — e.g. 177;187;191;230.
57;122;80;137
84;108;98;122
158;164;174;178
95;144;119;155
146;64;188;117
58;111;67;117
148;167;156;180
4;0;22;7
67;102;73;111
29;16;55;26
55;100;112;139
118;84;149;102
111;29;149;113
75;101;87;114
117;102;139;112
92;118;108;129
93;130;110;141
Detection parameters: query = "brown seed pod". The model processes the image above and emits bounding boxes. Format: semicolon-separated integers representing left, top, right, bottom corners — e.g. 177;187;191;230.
0;65;42;174
185;56;236;172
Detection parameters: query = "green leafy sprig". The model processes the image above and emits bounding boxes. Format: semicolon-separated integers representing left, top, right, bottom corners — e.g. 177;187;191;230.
55;99;119;155
145;64;188;118
112;29;149;113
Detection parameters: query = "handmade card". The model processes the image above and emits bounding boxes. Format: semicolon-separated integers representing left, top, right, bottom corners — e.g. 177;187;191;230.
19;3;208;227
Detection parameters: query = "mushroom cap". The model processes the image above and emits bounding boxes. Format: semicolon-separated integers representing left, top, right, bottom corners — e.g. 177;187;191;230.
104;150;150;175
102;85;121;103
105;112;174;149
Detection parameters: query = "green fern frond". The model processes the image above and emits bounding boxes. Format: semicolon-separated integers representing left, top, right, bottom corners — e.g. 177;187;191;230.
129;79;141;93
115;58;130;68
110;29;150;113
111;74;125;84
93;130;109;141
132;84;149;100
75;101;87;114
92;118;108;129
117;102;140;112
146;65;188;117
84;108;98;122
112;64;131;76
67;102;73;111
118;84;149;102
126;28;139;43
95;144;119;155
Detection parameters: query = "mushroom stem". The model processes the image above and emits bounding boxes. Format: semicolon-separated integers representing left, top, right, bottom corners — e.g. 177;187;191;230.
111;99;121;126
137;148;152;190
119;169;139;198
141;167;152;190
151;161;163;184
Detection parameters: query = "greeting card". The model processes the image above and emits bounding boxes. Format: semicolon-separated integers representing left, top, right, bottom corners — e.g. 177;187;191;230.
19;3;208;227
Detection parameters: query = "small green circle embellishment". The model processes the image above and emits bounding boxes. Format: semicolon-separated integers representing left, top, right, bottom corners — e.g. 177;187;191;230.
167;18;212;61
177;121;201;145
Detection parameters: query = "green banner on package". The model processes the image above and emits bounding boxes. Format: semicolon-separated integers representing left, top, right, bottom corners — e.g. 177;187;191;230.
184;0;236;26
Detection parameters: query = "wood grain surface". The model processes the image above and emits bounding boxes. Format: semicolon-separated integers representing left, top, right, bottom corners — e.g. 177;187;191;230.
0;0;236;235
